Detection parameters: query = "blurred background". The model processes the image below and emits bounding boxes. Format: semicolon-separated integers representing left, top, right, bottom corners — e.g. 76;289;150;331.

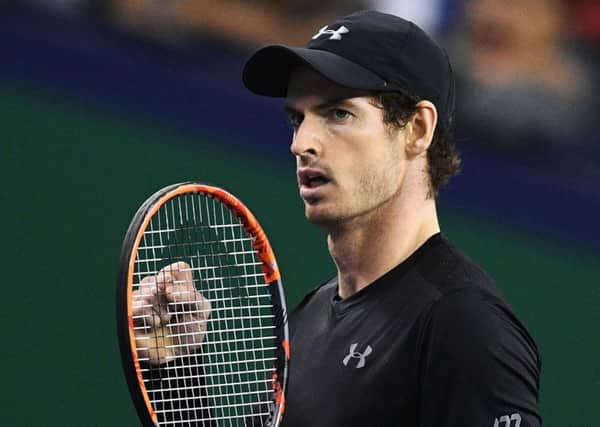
1;0;599;425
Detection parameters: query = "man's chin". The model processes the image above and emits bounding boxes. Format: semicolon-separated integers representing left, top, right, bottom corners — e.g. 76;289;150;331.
304;205;338;226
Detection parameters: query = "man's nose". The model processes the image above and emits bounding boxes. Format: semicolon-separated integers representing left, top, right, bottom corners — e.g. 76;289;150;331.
290;115;322;159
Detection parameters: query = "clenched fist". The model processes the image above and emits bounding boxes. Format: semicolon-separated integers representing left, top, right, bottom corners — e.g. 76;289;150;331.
132;261;211;365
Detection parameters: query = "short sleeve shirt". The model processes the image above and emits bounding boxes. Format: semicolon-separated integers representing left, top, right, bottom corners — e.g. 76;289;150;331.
283;233;541;427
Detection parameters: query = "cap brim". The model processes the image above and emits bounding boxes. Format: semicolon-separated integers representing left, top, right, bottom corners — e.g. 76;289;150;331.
242;45;388;97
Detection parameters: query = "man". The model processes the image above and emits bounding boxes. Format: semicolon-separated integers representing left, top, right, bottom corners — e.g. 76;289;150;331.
240;10;541;426
134;10;541;426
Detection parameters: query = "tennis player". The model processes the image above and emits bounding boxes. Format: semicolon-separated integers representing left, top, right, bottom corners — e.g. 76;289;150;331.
242;10;541;426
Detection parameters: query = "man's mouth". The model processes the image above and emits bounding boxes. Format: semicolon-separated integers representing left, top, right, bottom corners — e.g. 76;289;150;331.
298;169;331;188
305;175;330;188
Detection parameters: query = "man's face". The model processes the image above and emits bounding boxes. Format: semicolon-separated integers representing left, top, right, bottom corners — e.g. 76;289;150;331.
285;66;408;228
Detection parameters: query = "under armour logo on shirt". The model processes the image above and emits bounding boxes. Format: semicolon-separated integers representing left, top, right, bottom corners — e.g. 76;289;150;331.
342;343;372;368
494;413;521;427
312;25;350;41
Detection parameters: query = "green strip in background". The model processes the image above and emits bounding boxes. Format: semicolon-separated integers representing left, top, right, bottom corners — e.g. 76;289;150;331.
1;84;598;426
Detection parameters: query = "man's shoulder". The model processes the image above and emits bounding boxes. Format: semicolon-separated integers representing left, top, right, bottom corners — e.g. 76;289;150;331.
415;233;502;301
415;236;541;372
394;234;521;332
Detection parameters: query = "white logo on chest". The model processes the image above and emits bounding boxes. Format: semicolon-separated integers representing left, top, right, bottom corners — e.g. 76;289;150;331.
312;25;350;41
342;342;372;369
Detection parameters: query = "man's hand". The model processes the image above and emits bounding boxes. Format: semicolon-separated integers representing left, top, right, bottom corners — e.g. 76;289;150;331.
132;261;211;365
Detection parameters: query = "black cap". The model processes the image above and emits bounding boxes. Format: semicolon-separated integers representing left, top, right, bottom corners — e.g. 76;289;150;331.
242;10;455;127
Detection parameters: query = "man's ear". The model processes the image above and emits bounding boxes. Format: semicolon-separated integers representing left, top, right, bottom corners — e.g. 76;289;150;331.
405;100;437;157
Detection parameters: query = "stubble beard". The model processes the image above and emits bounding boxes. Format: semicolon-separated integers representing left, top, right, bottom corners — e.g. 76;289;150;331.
304;160;402;233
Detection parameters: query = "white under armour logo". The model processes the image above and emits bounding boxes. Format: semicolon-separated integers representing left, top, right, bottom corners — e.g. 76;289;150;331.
342;343;372;368
312;25;350;41
494;413;522;427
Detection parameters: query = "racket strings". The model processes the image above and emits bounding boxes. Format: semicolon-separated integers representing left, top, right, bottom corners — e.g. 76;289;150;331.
133;192;276;426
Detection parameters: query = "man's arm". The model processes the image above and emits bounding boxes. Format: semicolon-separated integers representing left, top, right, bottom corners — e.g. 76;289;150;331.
132;262;215;425
417;288;541;427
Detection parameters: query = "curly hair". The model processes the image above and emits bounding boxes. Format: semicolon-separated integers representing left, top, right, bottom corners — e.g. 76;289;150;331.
371;92;461;198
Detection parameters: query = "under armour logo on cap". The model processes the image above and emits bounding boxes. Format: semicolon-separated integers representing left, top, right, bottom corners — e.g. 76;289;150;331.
312;25;350;41
342;342;372;369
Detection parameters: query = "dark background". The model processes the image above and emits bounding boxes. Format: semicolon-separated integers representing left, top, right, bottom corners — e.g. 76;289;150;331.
2;3;599;426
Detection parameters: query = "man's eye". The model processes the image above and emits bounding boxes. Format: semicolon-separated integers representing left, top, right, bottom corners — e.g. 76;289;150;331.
330;109;352;121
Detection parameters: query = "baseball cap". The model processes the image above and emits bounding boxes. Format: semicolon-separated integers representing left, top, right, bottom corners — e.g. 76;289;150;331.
242;10;455;128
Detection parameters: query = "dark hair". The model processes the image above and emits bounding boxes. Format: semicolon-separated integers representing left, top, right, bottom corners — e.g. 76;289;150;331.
372;92;461;197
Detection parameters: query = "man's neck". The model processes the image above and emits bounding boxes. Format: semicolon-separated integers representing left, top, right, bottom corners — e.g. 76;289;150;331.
327;194;440;300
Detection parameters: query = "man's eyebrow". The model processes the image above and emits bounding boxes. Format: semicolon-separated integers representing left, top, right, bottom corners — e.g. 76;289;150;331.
284;96;355;114
315;97;355;111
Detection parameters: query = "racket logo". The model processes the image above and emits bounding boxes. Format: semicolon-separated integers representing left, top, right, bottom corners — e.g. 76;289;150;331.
342;342;372;369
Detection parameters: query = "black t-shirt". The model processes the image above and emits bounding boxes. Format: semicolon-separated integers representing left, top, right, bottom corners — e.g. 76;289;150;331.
283;233;541;426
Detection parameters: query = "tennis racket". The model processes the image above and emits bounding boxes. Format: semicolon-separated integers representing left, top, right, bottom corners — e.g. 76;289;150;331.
116;182;289;426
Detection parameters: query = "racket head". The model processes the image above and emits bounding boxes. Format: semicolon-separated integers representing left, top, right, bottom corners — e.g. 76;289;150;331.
116;182;289;426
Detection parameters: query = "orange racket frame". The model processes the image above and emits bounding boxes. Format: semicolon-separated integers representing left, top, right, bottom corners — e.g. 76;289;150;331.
116;182;289;426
